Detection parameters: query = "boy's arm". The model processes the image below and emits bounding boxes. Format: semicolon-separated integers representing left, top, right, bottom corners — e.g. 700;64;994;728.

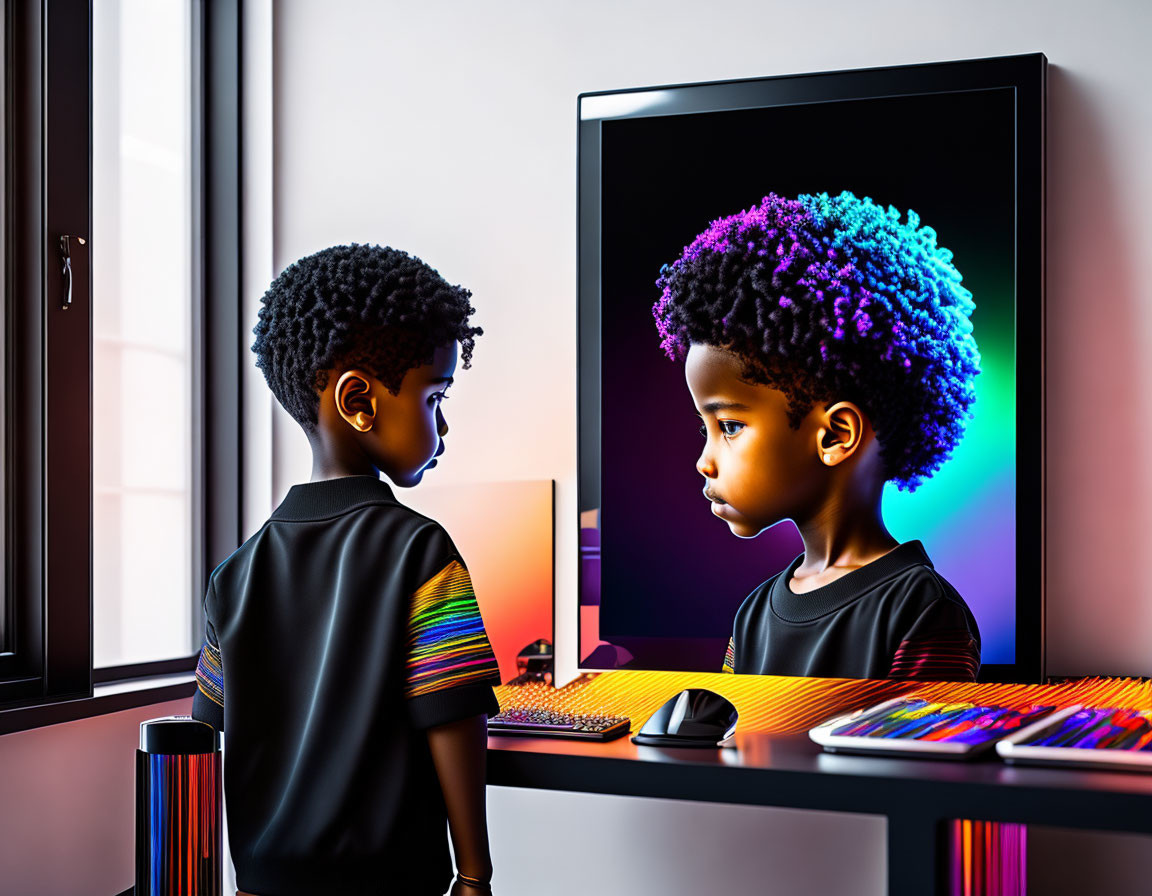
192;616;225;730
404;544;502;891
426;714;493;889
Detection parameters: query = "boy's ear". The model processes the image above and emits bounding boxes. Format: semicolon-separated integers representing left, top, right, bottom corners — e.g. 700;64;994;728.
334;370;377;433
815;401;867;465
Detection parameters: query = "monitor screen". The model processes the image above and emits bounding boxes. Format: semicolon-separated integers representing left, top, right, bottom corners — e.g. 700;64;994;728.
577;55;1045;682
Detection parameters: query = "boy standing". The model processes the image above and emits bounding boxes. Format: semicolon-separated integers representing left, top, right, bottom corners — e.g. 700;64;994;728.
653;192;982;681
193;244;501;896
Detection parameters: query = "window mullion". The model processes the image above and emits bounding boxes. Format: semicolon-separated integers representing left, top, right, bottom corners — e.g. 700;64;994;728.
41;0;92;699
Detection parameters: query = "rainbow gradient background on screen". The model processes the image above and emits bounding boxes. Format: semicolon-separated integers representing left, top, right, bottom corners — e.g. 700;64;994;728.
577;57;1045;680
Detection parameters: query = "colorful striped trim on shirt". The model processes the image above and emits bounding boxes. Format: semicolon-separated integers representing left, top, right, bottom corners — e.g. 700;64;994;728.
722;636;735;674
195;639;224;708
406;559;500;699
888;631;980;681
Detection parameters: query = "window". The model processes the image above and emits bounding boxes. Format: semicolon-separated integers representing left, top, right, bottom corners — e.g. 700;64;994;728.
92;0;196;669
0;0;240;720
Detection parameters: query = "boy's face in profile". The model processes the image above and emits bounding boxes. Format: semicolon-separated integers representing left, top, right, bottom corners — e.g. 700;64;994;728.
335;341;457;488
685;343;823;539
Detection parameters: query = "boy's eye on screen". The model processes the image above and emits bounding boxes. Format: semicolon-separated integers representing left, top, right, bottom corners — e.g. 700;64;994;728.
428;390;450;406
698;420;745;438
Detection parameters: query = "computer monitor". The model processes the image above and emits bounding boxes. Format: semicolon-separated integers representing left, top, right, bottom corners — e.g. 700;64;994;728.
577;54;1045;682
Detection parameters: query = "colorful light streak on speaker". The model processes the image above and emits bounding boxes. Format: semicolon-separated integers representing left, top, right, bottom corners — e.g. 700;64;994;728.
135;750;221;896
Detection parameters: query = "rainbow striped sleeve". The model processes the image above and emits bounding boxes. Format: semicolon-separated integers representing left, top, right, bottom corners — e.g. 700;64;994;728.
722;636;735;674
406;559;500;699
195;625;224;709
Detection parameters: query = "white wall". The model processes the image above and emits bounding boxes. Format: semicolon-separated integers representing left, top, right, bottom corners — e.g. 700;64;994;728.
268;1;1152;893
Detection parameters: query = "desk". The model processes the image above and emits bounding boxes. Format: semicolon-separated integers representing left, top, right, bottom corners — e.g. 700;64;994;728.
486;732;1152;896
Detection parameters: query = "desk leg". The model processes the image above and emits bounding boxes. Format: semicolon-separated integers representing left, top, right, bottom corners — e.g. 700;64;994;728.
888;813;942;896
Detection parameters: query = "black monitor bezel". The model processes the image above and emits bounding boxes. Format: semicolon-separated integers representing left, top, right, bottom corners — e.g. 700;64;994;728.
577;53;1046;684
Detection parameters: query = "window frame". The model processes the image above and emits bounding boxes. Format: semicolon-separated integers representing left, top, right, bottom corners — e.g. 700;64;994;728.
0;0;241;732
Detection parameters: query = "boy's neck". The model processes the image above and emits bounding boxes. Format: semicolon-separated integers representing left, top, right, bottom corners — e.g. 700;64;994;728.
309;460;379;482
307;440;380;483
790;499;898;595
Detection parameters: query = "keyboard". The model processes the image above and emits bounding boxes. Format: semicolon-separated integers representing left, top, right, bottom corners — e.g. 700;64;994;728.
488;708;631;741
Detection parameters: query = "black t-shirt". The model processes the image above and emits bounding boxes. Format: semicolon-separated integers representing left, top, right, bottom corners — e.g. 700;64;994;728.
190;475;501;896
722;540;981;681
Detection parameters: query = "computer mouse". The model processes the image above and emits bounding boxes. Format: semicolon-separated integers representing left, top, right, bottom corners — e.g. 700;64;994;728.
631;688;738;748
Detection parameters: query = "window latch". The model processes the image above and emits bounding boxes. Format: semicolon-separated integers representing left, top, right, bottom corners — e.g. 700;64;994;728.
59;234;86;310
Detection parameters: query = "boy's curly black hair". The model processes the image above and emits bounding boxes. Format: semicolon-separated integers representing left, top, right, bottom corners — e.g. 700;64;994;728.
653;191;980;492
252;243;482;433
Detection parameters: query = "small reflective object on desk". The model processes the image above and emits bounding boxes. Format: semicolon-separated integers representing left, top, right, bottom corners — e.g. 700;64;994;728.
631;688;739;748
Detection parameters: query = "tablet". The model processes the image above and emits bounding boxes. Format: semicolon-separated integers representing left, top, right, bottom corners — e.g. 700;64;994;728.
996;705;1152;772
809;697;1056;759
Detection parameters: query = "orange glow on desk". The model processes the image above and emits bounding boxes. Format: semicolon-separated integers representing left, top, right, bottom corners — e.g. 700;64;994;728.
496;672;1152;734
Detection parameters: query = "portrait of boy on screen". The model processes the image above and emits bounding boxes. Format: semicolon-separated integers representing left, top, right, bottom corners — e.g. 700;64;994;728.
652;191;982;681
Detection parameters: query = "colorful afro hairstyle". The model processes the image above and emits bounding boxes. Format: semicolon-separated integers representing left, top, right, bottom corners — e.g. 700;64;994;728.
252;243;482;434
653;191;980;492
